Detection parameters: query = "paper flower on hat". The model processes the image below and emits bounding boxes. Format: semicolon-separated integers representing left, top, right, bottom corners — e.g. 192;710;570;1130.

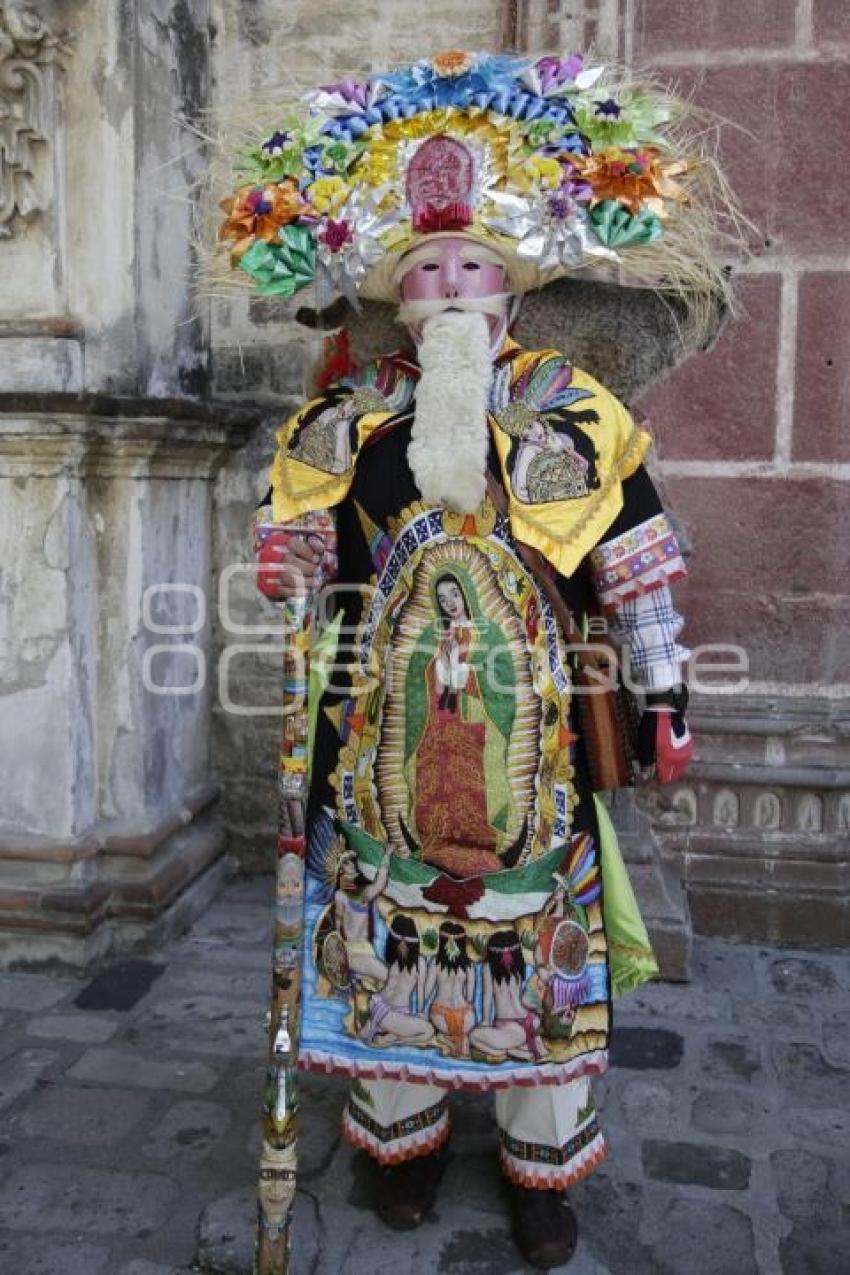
219;180;308;260
238;224;317;297
214;49;740;309
572;147;687;217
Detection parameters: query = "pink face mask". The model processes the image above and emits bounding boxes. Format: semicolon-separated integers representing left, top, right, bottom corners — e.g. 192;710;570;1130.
399;236;506;302
397;235;509;346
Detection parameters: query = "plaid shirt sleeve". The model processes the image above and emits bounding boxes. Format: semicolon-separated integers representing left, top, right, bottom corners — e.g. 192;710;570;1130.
607;584;689;690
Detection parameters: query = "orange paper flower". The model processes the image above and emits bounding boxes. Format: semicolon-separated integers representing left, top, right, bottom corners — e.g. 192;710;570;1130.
431;50;475;78
219;180;307;249
571;148;687;217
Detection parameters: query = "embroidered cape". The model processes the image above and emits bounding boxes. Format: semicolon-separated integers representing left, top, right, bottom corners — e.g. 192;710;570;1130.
270;341;658;1091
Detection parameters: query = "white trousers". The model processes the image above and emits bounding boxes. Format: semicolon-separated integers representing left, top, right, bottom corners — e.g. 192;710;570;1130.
342;1073;607;1189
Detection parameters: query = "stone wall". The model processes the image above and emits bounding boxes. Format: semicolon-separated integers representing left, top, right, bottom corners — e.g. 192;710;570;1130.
0;0;247;969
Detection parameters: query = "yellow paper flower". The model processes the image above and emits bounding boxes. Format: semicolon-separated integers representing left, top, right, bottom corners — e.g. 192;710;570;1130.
307;175;350;214
526;155;564;190
510;153;563;194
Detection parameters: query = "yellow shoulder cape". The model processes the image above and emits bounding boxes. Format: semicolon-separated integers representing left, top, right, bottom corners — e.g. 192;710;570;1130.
488;345;651;576
269;351;420;523
269;345;650;578
270;393;394;524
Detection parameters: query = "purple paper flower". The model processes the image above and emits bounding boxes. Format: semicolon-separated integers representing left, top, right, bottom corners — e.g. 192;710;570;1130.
547;175;592;220
261;130;290;155
594;98;622;119
320;77;370;110
534;54;584;93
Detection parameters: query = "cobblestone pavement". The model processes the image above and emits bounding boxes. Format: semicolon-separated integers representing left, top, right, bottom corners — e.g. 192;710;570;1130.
1;876;849;1274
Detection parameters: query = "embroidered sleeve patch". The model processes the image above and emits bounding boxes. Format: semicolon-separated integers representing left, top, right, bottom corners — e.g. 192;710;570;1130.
589;512;687;609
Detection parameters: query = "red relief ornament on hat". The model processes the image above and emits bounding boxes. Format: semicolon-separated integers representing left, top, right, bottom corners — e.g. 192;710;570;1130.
407;135;475;233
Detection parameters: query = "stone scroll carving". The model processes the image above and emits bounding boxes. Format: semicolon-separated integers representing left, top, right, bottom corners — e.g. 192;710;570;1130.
0;2;69;237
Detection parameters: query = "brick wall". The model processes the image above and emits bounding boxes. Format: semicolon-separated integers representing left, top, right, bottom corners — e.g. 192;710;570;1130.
628;2;850;694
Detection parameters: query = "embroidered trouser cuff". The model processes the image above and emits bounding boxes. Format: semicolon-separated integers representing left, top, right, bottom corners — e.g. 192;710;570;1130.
495;1078;607;1189
342;1075;606;1188
342;1079;450;1165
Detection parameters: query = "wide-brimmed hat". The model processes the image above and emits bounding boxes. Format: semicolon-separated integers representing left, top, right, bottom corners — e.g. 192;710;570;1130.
214;50;742;319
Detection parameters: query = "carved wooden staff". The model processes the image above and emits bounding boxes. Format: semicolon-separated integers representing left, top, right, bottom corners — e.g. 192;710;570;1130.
253;511;335;1275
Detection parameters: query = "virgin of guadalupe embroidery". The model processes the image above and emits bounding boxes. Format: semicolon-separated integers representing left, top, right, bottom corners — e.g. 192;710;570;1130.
402;567;518;875
297;507;611;1087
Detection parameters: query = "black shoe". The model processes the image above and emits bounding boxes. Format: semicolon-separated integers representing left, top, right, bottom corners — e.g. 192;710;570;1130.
505;1181;578;1269
373;1148;448;1231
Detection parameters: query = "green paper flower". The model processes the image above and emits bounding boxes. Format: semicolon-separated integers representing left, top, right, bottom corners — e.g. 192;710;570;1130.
238;223;317;296
574;90;671;150
573;105;636;149
320;138;363;174
524;118;557;148
589;200;663;248
236;145;305;185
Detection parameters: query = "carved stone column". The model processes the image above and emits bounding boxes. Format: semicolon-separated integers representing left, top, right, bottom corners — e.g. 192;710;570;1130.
0;2;255;970
0;400;259;968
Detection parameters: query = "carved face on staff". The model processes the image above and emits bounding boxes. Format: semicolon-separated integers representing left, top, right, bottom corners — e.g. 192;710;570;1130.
258;1143;297;1228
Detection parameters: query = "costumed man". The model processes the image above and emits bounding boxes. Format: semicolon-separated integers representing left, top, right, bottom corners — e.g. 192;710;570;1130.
217;50;739;1269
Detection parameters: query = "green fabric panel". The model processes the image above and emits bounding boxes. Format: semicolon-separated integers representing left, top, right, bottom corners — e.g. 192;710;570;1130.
481;841;566;892
338;820;569;896
307;612;343;770
339;821;390;864
486;636;516;742
339;822;436;883
594;794;659;998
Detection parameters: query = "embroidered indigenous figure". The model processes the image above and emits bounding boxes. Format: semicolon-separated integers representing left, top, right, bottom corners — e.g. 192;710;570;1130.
424;921;476;1057
360;915;436;1046
507;412;595;504
534;879;591;1039
468;930;547;1063
333;846;391;988
223;45;739;1271
288;395;359;475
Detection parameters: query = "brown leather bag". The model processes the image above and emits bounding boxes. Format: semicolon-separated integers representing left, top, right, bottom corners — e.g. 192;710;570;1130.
484;472;639;792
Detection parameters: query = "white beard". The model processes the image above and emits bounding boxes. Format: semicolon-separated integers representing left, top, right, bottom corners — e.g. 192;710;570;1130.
405;310;493;515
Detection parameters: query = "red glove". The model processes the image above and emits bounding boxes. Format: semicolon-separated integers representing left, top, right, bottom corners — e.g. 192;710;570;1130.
256;530;291;600
255;529;335;601
636;685;694;784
